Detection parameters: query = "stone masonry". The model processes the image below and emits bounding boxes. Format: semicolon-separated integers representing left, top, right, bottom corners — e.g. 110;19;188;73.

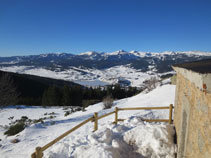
173;66;211;158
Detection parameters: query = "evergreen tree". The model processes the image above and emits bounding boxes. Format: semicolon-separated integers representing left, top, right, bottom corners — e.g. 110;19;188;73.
106;85;113;96
62;85;72;106
48;86;61;106
0;73;19;106
113;84;125;99
42;89;48;106
70;86;83;106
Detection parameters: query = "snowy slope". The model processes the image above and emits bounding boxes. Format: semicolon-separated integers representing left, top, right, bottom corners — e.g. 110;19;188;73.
0;84;176;158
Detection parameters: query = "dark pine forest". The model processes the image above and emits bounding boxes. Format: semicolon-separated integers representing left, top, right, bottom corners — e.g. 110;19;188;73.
0;70;139;107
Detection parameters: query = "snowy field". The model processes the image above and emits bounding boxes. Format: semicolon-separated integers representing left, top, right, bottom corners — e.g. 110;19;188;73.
0;84;176;158
0;65;155;87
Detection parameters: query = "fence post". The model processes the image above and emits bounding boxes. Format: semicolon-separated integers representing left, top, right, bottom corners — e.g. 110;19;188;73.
93;112;98;131
31;152;36;158
32;147;43;158
114;107;118;124
169;104;173;124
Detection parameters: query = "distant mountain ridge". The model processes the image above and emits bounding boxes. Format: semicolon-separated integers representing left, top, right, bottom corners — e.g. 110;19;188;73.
1;51;211;73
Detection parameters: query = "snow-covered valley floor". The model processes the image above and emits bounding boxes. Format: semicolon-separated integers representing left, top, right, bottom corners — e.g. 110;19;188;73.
0;65;162;87
0;84;176;158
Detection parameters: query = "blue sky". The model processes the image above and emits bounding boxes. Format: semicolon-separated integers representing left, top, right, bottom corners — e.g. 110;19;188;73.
0;0;211;56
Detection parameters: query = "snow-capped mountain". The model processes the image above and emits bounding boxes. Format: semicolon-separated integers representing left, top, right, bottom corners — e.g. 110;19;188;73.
1;50;210;70
0;51;210;87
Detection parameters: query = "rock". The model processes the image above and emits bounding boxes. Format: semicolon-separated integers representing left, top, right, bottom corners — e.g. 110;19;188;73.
11;139;20;143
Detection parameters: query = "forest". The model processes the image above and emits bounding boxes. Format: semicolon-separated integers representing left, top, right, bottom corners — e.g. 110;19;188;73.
41;84;139;107
0;70;140;107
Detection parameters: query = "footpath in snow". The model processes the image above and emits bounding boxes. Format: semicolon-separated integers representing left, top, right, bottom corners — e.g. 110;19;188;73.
0;84;176;158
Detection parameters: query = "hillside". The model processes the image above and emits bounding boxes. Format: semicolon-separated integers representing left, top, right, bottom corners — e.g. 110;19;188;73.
0;82;176;158
0;70;82;105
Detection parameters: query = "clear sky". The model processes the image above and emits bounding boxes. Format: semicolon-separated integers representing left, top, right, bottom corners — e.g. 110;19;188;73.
0;0;211;56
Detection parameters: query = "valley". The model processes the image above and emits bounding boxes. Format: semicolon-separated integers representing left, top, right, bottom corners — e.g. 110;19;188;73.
0;50;210;87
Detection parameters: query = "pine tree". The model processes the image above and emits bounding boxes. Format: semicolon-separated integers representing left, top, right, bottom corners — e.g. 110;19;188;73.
70;86;83;106
0;73;19;106
42;89;49;106
62;85;72;106
46;86;61;106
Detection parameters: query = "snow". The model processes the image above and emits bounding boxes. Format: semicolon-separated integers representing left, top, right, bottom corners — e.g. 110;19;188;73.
68;119;176;158
129;50;211;58
0;65;152;87
0;61;19;65
39;53;67;57
0;84;176;158
1;50;211;88
103;50;128;56
74;80;109;87
79;51;99;56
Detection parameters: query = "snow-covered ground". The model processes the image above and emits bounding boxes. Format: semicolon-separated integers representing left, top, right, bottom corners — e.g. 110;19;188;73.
0;84;176;158
0;65;157;87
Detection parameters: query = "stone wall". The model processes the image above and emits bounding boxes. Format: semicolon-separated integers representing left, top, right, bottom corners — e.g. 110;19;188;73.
170;75;177;85
174;68;211;158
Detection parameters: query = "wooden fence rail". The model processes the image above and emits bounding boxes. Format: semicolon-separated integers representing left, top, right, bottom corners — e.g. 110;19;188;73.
31;104;174;158
31;116;94;158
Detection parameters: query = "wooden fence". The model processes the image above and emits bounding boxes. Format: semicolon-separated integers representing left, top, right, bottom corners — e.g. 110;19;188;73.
31;104;173;158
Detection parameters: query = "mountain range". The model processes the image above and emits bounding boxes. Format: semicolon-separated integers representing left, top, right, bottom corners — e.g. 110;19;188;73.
0;50;211;87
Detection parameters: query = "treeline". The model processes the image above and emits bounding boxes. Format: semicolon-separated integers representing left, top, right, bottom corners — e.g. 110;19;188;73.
0;70;140;107
40;84;140;107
